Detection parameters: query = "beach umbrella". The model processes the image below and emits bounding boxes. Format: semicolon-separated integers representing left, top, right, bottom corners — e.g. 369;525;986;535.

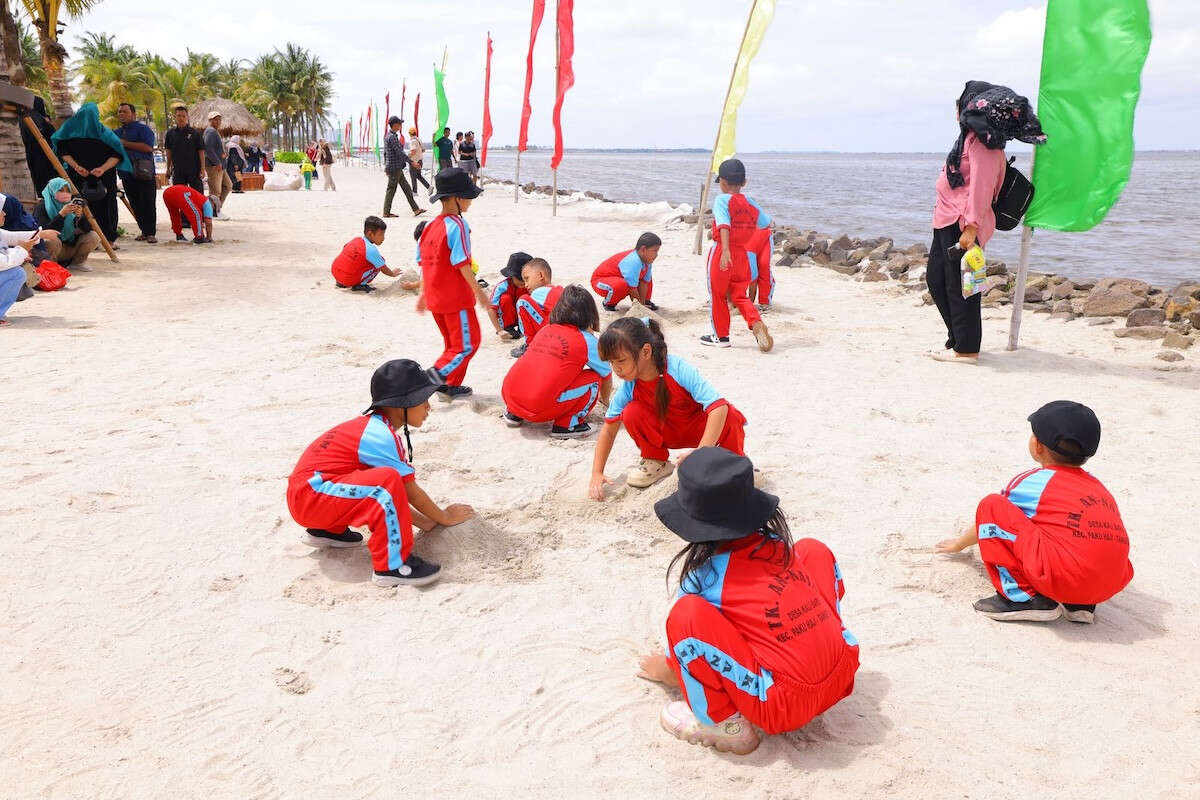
188;98;266;138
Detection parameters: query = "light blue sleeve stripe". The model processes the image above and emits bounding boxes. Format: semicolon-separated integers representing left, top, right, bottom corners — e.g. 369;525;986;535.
531;285;552;304
671;637;775;716
712;193;732;227
617;250;643;286
446;216;470;266
356;415;415;478
490;279;509;307
747;196;771;228
978;523;1018;542
605;379;634;420
362;237;387;268
1007;469;1055;519
666;354;721;410
414;242;421;264
583;331;612;377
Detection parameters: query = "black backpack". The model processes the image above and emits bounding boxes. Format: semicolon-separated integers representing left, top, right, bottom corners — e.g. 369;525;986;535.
993;156;1034;231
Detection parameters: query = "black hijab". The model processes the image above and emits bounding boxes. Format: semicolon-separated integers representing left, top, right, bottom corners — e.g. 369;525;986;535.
945;80;1047;188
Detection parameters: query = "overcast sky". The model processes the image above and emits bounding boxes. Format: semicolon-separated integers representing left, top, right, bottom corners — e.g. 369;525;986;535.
72;0;1197;152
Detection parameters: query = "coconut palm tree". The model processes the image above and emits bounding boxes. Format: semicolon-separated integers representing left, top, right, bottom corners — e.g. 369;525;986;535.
76;55;152;123
0;0;36;203
18;0;101;121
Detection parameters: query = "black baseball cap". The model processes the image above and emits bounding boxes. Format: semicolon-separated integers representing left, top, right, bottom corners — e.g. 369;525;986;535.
363;359;443;414
1028;401;1101;458
501;251;533;279
715;158;746;184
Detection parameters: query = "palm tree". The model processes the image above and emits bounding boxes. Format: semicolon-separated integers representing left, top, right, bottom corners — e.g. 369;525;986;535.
18;0;101;121
16;19;48;95
0;0;37;203
76;55;151;123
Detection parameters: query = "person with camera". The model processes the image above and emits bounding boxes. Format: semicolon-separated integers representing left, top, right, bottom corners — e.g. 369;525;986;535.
113;102;158;243
51;102;130;245
34;178;102;271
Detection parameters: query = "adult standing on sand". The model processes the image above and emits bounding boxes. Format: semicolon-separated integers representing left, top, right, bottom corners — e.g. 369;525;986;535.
383;116;424;218
926;81;1045;363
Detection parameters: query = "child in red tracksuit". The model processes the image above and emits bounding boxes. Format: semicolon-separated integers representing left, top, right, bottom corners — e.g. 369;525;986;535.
511;258;563;358
746;226;774;311
636;448;859;755
416;168;498;400
589;317;746;499
704;158;773;352
331;215;419;293
590;233;661;312
490;251;532;339
286;359;475;587
501;285;612;439
162;184;215;244
937;401;1133;623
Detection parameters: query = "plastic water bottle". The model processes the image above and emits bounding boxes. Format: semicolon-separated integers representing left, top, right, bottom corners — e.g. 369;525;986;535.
960;245;987;298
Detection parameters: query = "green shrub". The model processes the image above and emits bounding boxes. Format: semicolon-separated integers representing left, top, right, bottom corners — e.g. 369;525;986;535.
274;151;304;163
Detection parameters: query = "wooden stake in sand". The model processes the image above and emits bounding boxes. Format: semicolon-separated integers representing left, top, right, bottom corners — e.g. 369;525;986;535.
1006;149;1037;351
514;149;521;203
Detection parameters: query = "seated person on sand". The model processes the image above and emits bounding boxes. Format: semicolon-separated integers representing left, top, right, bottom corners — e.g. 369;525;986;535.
635;448;859;756
331;215;420;294
34;178;100;270
510;257;563;357
589;317;747;497
0;222;41;328
162;184;217;244
936;401;1133;623
287;359;476;587
591;232;661;312
490;251;532;339
501;285;612;439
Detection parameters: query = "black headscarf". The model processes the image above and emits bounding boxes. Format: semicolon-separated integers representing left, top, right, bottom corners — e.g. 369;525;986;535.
945;80;1047;188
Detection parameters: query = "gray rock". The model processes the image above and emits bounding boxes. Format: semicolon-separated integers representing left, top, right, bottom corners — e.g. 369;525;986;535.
808;239;829;257
1050;280;1076;300
1074;280;1097;291
1087;317;1115;326
831;234;854;251
681;214;699;224
905;243;928;257
1163;331;1194;350
1113;326;1167;340
829;248;849;264
921;291;933;305
982;275;1009;295
1052;300;1074;314
1170;281;1200;300
783;237;811;255
828;262;861;276
868;239;893;259
1050;312;1076;322
1095;277;1151;297
1155;350;1185;362
986;260;1008;276
904;280;927;292
1126;308;1166;327
1165;295;1199;321
776;254;796;267
1083;287;1149;317
1190;310;1200;329
849;247;871;263
1149;294;1168;309
860;269;888;282
982;288;1010;306
1024;286;1044;303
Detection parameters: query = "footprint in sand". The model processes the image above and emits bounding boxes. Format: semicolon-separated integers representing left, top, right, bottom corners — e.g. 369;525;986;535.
273;667;313;695
209;575;245;592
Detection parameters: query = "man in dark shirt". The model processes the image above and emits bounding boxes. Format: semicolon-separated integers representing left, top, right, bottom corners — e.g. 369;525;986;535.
382;116;423;218
458;131;479;185
434;127;454;171
163;105;205;192
113;102;158;242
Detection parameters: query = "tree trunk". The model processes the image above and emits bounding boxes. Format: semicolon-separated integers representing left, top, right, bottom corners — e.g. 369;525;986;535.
0;0;38;205
35;22;73;122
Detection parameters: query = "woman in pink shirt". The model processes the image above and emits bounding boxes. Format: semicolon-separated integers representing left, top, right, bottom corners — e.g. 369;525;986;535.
927;81;1045;363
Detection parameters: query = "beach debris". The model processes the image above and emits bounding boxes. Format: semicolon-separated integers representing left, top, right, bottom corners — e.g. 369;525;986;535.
1155;350;1185;362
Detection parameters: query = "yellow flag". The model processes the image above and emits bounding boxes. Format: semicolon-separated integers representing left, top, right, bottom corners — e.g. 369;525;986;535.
711;0;776;174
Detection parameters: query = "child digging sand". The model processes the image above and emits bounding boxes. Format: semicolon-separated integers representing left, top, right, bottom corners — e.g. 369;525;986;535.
511;257;562;358
636;448;860;755
286;359;475;586
589;317;747;498
936;401;1133;623
332;215;420;293
591;233;661;312
490;252;532;339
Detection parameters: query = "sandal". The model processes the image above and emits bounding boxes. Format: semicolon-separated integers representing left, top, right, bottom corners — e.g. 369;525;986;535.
145;236;157;244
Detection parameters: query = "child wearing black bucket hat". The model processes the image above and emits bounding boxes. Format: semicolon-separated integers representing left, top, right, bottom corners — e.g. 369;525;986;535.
489;252;533;339
635;448;860;755
936;401;1133;623
416;167;493;400
286;359;476;587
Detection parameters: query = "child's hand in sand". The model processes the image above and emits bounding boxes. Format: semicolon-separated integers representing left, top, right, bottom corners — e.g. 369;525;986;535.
440;504;475;526
588;472;612;501
935;526;978;554
400;280;421;290
674;449;694;465
636;649;679;687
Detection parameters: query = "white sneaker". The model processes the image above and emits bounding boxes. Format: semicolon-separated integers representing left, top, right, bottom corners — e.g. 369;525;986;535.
218;213;231;221
69;263;94;273
659;701;760;755
627;458;673;489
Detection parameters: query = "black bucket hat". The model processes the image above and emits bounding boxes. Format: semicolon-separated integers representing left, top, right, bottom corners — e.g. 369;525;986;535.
1028;400;1101;458
654;448;778;543
714;158;746;184
362;359;444;414
501;251;534;279
430;167;484;203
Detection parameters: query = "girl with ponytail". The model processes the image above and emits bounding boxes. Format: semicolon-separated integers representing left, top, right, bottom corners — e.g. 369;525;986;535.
589;317;747;499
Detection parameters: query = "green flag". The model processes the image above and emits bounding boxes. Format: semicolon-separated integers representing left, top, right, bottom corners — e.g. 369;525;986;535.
373;103;381;162
1024;0;1151;232
435;67;450;135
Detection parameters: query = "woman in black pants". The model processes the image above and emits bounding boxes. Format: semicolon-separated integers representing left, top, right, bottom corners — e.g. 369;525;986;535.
927;81;1045;363
407;127;431;192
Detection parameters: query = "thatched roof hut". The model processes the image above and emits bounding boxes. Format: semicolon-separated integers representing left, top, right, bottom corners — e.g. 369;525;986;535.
188;98;264;137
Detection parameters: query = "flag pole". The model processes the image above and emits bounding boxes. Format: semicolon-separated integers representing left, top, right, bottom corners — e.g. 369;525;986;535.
552;0;559;218
1006;149;1037;351
693;0;759;255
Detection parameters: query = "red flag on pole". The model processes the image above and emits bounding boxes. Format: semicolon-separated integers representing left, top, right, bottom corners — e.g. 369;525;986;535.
551;0;575;169
358;113;363;151
384;92;391;143
518;0;547;152
414;93;421;136
400;82;407;124
482;33;494;168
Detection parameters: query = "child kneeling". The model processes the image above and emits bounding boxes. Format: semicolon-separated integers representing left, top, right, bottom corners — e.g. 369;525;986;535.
936;401;1133;623
501;285;612;439
332;215;417;293
589;317;746;498
637;448;860;755
286;359;475;587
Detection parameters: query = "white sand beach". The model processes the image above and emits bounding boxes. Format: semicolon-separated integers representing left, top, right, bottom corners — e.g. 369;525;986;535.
2;165;1197;798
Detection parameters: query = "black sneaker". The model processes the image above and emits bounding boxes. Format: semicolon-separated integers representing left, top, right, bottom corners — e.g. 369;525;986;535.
435;385;473;402
510;343;527;358
372;554;441;587
502;324;521;339
972;593;1063;622
550;422;592;439
302;528;364;548
175;233;186;242
192;236;211;244
476;278;489;289
503;411;524;428
644;300;659;311
1062;603;1097;624
603;303;618;312
699;334;731;348
335;282;348;288
351;284;376;293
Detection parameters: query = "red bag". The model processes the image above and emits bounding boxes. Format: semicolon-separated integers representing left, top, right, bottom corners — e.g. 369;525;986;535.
35;260;71;292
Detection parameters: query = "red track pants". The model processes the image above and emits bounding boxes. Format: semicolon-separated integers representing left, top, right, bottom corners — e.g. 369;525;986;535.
432;307;481;387
495;294;518;328
592;275;652;307
508;370;602;428
666;539;859;734
707;244;761;338
620;400;745;461
287;468;414;572
516;297;548;341
748;230;774;305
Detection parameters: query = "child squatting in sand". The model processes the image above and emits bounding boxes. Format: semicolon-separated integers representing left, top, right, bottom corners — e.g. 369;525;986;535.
636;448;859;755
936;400;1133;623
331;215;420;293
286;359;475;586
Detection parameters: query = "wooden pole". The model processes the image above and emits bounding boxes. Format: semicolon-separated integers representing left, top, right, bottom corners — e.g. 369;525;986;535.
1006;150;1037;351
17;110;118;262
552;3;559;218
693;0;759;255
514;149;521;203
